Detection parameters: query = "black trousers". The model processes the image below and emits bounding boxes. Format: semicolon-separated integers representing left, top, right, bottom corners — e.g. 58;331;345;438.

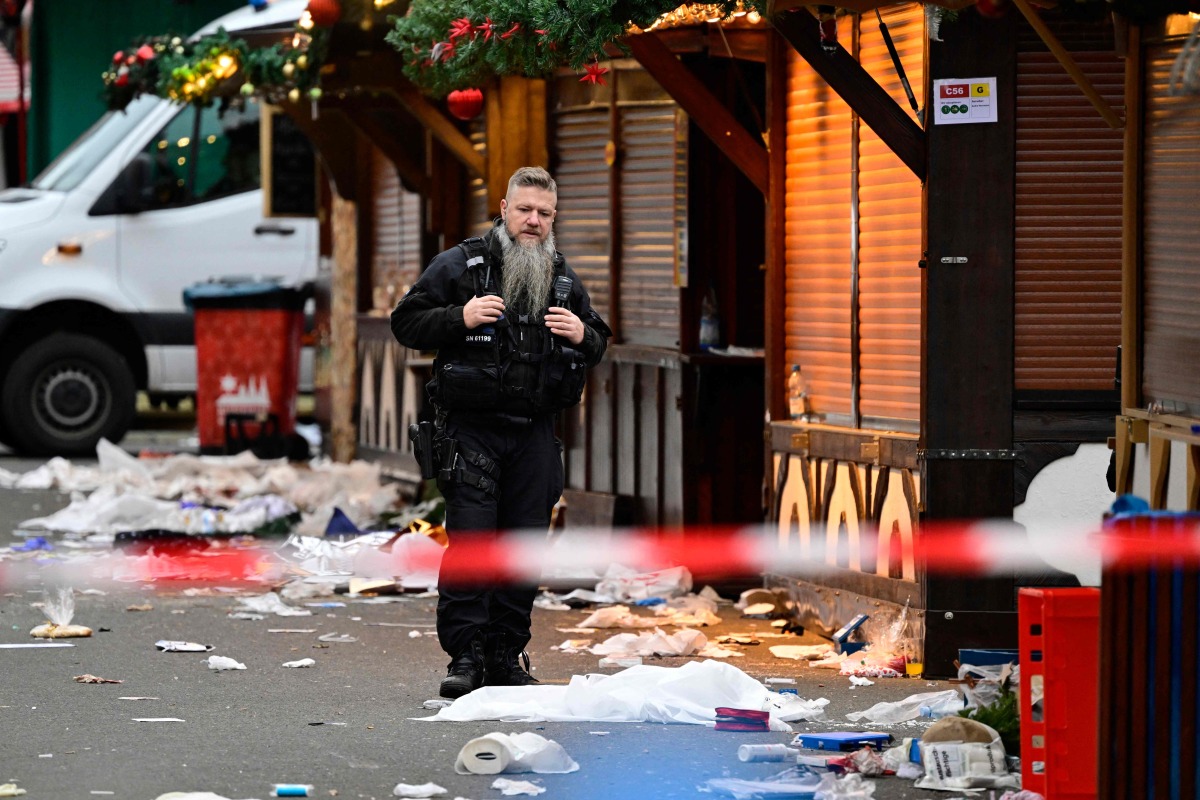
435;413;563;658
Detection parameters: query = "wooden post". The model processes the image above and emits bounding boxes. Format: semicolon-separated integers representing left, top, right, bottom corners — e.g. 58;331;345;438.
330;193;359;463
921;11;1019;674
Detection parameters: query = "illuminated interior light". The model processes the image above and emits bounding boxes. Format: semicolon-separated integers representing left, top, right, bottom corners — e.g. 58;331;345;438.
299;11;314;30
157;140;168;150
177;157;186;166
206;135;217;144
177;137;190;148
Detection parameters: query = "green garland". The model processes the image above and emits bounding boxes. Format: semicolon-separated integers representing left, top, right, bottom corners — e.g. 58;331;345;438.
385;0;767;98
101;26;330;111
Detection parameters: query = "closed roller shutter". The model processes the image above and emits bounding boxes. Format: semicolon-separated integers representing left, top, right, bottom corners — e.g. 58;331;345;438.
857;5;923;428
552;107;612;322
619;103;681;347
466;120;492;238
1015;33;1124;391
369;147;403;308
1143;41;1200;411
784;18;854;422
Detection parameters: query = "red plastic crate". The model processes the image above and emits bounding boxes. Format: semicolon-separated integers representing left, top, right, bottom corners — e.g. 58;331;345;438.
1019;587;1101;800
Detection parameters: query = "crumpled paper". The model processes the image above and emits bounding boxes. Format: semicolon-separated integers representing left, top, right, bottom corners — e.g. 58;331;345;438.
455;732;579;775
491;778;546;796
702;765;823;799
418;659;811;731
237;592;313;617
591;628;707;657
814;772;877;799
594;564;692;602
391;782;447;798
206;656;246;671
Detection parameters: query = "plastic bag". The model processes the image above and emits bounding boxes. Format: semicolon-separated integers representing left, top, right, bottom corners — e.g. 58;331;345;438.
30;587;92;638
915;718;1020;792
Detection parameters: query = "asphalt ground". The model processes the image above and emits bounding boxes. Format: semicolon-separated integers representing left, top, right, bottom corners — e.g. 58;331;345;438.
0;420;967;800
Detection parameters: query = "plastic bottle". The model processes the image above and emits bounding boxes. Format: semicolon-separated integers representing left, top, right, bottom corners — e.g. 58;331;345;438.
787;364;809;420
918;692;968;719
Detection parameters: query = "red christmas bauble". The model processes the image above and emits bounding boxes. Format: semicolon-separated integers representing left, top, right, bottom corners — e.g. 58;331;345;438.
975;0;1010;18
447;88;484;121
112;51;125;65
307;0;342;27
136;44;156;62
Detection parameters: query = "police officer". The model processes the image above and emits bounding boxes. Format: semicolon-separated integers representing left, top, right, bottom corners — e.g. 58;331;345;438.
390;166;611;698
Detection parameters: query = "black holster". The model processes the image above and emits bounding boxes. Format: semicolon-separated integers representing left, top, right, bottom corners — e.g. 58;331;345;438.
408;421;437;480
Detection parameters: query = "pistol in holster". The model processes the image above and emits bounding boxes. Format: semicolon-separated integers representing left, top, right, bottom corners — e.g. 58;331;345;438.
408;421;437;480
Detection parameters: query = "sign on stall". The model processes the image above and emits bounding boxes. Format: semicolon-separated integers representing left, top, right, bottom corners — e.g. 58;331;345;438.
932;77;997;125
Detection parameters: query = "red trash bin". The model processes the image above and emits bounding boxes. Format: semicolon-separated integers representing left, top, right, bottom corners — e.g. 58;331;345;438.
183;279;309;455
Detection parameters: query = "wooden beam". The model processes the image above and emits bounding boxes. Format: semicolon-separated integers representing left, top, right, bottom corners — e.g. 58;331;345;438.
335;107;432;196
625;32;768;195
1121;25;1142;414
390;82;486;178
1012;0;1124;130
321;52;486;178
280;103;358;201
771;9;925;179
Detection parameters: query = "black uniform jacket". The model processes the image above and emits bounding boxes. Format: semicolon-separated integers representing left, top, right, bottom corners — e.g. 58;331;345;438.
390;228;610;416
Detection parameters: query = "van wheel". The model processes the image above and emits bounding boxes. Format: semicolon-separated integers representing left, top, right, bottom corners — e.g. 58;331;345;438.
1;334;137;456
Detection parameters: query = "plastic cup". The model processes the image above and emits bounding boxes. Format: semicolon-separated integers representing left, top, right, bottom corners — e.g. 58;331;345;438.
905;661;924;677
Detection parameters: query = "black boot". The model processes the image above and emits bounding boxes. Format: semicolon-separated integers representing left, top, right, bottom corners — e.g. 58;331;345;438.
484;632;540;687
439;635;485;699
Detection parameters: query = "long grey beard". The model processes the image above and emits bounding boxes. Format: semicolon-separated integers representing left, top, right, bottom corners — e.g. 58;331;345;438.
497;225;556;317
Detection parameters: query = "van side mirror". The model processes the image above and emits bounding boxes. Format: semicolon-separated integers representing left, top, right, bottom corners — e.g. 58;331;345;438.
116;153;156;214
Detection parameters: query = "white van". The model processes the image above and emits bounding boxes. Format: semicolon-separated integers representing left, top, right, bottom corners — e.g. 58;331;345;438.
0;0;316;455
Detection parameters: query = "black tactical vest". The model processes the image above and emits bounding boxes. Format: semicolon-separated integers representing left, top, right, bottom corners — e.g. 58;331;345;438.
429;237;588;416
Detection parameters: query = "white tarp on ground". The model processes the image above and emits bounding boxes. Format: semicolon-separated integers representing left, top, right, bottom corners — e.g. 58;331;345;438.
418;660;828;731
14;439;399;536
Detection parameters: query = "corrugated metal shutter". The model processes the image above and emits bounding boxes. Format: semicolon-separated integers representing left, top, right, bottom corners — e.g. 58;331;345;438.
466;120;492;238
369;146;423;308
1143;41;1200;411
619;103;681;347
857;5;923;427
1014;39;1124;391
784;18;854;422
369;147;403;310
551;107;612;322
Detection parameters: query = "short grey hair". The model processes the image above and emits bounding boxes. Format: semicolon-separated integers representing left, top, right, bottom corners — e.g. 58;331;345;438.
506;166;557;199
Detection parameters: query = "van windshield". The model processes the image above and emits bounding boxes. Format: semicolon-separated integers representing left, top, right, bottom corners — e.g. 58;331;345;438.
31;97;159;192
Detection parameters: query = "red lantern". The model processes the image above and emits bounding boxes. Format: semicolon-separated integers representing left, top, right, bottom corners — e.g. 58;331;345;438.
975;0;1010;18
447;88;484;121
306;0;342;27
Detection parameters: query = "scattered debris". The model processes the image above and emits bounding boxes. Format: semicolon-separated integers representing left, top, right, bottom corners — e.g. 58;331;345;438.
455;732;579;775
390;782;446;798
156;640;214;652
282;658;316;668
0;784;26;797
846;689;961;724
317;633;357;643
30;588;93;638
271;784;314;797
490;778;546;796
205;655;246;671
702;765;822;798
714;707;770;732
73;674;123;684
131;717;185;722
591;628;706;658
126;603;154;612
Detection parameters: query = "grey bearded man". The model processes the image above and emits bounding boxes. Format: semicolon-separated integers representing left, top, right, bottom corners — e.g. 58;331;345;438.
390;166;612;698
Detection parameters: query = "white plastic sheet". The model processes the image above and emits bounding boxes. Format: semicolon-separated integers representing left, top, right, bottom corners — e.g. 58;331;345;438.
418;660;811;731
591;628;707;658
